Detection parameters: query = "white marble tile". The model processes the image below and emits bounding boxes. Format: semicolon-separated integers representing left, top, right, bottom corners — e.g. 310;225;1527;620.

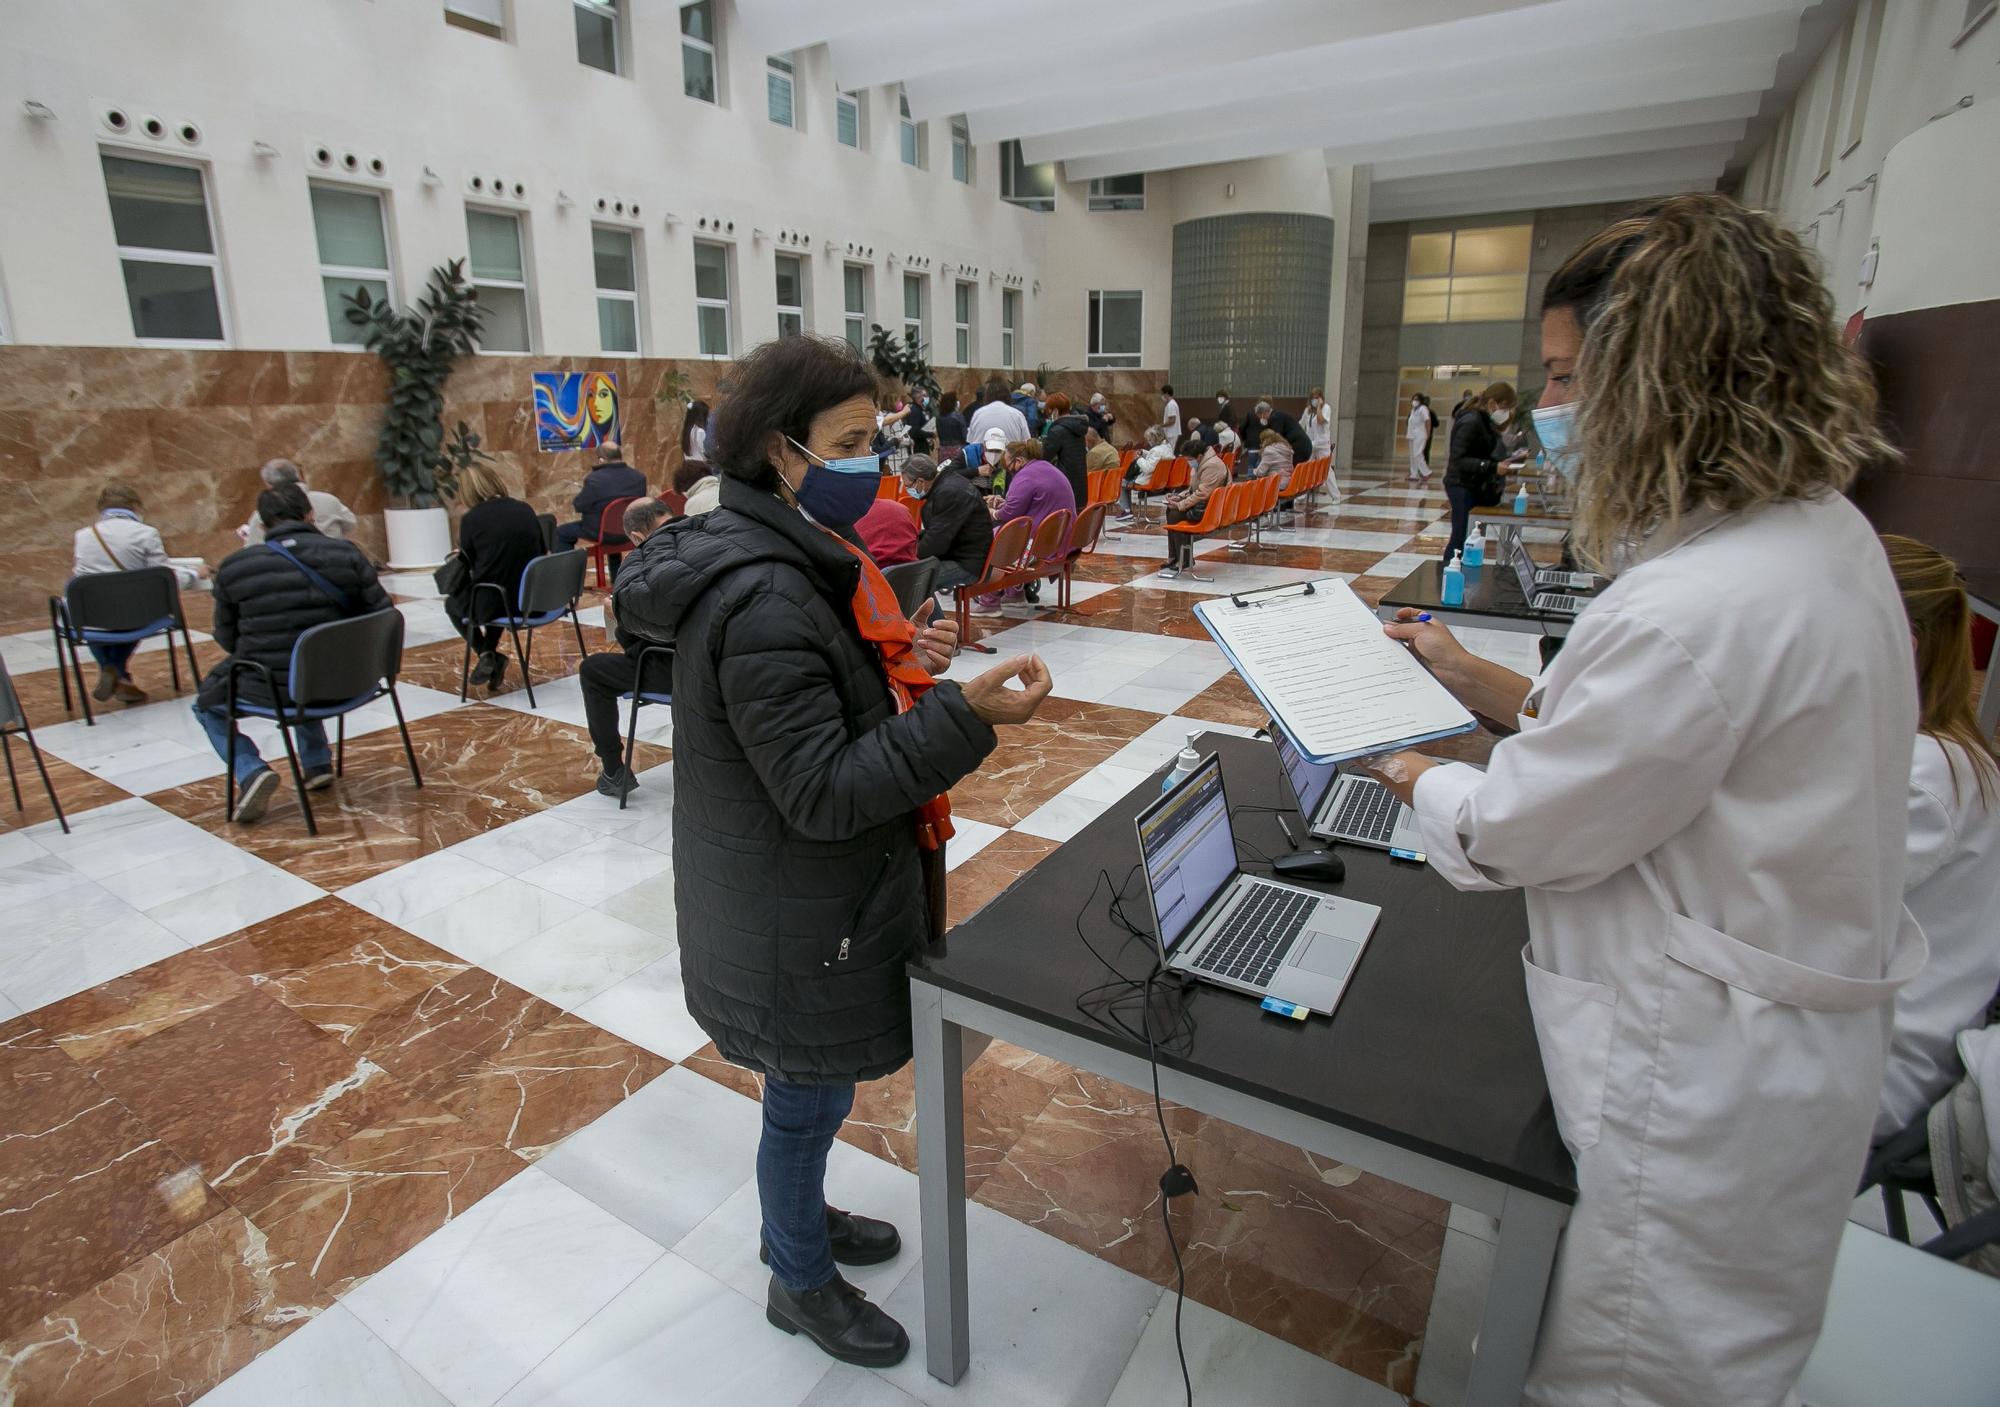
484;908;676;1011
445;813;603;878
402;877;589;966
1362;552;1434;582
0;829;43;869
876;1200;1161;1407
1106;1293;1403;1407
513;835;673;905
1106;715;1257;775
537;1066;766;1252
1321;501;1440;521
0;632;59;676
493;1253;833;1407
1127;564;1333;598
0;989;20;1022
0;849;95;906
574;604;606;628
1412;1225;1497;1407
381;571;447;601
571;951;705;1063
1016;765;1155;844
593;876;677;937
195;1304;452;1407
340;850;506;927
798;1368;928;1407
943;817;1006;872
145;865;323;945
394;598;460;646
94;834;270;909
1446;1202;1500;1244
0;882;186;1011
1279;528;1415;553
342;1168;665;1407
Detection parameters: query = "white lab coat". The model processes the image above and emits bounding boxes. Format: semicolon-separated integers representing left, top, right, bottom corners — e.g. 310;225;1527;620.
1411;493;1922;1407
1405;405;1432;480
1877;735;2000;1136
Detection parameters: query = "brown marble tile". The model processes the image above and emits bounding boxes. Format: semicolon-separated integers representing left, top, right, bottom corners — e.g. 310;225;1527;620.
1063;588;1212;641
249;404;383;467
426;1014;669;1160
21;407;156;483
1062;553;1165;586
0;750;130;834
237;1103;524;1297
148;407;261;476
0;346;89;414
1194;545;1389;575
31;950;257;1067
1347;575;1409;609
343;967;563;1095
284;352;388;406
1177;672;1269;730
0;1209;325;1407
946;830;1061;925
0;410;37;482
6;639;227;725
90;991;411;1201
950;699;1161;829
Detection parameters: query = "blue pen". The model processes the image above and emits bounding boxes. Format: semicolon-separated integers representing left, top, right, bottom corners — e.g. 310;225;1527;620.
1416;613;1433;623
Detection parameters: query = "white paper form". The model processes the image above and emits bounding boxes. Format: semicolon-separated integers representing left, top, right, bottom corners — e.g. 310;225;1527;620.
1194;580;1475;763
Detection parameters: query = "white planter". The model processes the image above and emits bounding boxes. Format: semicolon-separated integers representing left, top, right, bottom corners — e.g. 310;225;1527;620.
384;506;452;570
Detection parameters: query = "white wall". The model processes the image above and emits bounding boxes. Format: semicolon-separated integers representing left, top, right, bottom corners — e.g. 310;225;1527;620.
0;0;1180;368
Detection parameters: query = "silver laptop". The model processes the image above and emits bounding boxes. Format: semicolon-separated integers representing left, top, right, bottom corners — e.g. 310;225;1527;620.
1500;526;1599;592
1272;721;1424;856
1135;754;1380;1015
1508;534;1590;616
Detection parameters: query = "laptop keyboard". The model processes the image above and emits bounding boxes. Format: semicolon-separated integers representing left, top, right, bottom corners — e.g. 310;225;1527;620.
1191;886;1316;987
1536;592;1585;614
1329;779;1400;844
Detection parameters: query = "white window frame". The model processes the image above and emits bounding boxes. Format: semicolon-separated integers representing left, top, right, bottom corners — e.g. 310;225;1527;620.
950;117;972;184
1086;289;1143;369
952;280;974;365
1843;0;1885;156
902;272;926;350
681;1;718;105
843;262;871;353
836;90;862;149
775;252;807;338
592;224;642;355
310;182;396;350
465;205;534;354
1000;140;1056;212
105;151;231;348
898;87;924;169
444;0;505;38
693;239;732;359
574;0;621;75
1001;288;1020;369
1958;1;1998;46
767;53;796;129
1087;174;1145;212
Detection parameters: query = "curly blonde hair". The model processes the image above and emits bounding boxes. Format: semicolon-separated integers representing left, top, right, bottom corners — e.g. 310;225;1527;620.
1545;193;1895;570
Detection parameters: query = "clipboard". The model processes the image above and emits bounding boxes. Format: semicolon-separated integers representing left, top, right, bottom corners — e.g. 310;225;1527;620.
1193;578;1476;764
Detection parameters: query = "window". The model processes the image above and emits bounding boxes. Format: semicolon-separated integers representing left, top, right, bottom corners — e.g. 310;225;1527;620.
1815;15;1853;185
592;225;640;353
681;2;717;103
775;253;806;338
693;240;731;357
953;281;974;364
1088;174;1145;212
1001;288;1020;368
1000;141;1055;212
767;54;796;128
1960;1;1998;44
902;272;926;348
1400;224;1531;325
950;117;972;184
575;0;619;74
898;87;924;168
465;207;532;352
1845;0;1885;155
1766;105;1796;207
1086;290;1142;369
310;185;393;347
836;90;861;148
444;0;504;37
102;154;227;343
842;262;870;352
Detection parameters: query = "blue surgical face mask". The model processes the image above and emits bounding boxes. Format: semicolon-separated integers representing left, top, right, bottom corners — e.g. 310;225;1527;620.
1531;402;1578;473
786;437;880;527
906;483;929;500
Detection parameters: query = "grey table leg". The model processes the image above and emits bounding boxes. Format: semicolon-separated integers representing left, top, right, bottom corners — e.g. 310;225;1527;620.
912;981;969;1385
1461;1186;1568;1407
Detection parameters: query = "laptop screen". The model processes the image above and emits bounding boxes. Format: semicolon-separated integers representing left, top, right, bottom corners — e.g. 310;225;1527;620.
1271;720;1338;820
1135;754;1237;958
1508;534;1539;599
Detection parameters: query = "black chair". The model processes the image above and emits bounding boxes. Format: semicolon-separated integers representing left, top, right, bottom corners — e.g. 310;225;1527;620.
224;607;422;837
0;656;67;834
48;567;201;726
459;550;589;709
535;512;559;555
616;644;674;812
881;558;941;619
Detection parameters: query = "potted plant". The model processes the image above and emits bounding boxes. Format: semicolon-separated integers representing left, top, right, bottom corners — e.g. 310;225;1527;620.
866;324;940;399
344;259;486;568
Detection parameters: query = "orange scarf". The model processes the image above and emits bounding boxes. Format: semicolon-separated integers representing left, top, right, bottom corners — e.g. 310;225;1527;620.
829;534;956;852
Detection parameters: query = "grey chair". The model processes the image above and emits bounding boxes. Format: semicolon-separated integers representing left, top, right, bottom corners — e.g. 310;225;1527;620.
616;643;674;812
881;558;941;618
0;656;67;834
48;566;201;726
459;549;589;709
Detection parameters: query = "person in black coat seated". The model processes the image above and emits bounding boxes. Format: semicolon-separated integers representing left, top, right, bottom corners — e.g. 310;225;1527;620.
1249;399;1314;464
556;440;647;549
614;334;1052;1369
194;483;391;824
1037;391;1091;506
448;462;545;691
1443;380;1524;563
900;452;994;593
577;497;675;799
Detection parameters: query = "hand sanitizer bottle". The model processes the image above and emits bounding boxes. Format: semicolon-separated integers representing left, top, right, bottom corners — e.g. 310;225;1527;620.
1441;551;1465;606
1163;731;1202;792
1463;521;1485;567
1514;482;1530;515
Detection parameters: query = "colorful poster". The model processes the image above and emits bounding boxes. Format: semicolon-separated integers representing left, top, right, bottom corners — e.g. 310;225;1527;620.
533;370;621;451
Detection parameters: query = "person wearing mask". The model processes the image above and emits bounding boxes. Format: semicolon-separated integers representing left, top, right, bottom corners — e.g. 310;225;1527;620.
1153;384;1182;449
1303;388;1333;462
448;462;545;692
1253;429;1294;484
965;376;1028;448
855;491;920;570
1010;381;1043;435
1442;383;1523;564
1160;440;1228;578
902;453;994;596
558;441;648;550
1084;392;1116;440
1365;194;1921;1406
932;392;967;457
1873;534;2000;1138
614;334;1052;1368
578;497;673;799
1115;426;1174;523
1037;392;1091;507
1406;393;1436;485
1084;425;1120;478
906;389;934;456
237;459;358;545
1212;389;1233;427
1250;400;1313;464
981;442;1074;609
197;483;391;824
682;399;712;469
70;481;209;703
1180;416;1215;456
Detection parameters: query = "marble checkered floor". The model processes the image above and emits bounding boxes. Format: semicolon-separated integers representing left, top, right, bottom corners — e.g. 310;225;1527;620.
0;473;1551;1407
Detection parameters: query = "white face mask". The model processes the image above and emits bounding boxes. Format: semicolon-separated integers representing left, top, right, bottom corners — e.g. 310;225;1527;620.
1491;407;1512;426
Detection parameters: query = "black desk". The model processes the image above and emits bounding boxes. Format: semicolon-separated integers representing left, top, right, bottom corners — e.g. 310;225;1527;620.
1965;570;2000;741
1378;559;1574;641
910;733;1574;1406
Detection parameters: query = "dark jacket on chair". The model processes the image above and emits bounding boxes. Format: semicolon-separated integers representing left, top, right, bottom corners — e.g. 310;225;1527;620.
614;477;996;1084
453;496;544;623
915;470;996;581
1039;412;1092;507
200;521;390;708
571;461;648;542
1447;406;1506;506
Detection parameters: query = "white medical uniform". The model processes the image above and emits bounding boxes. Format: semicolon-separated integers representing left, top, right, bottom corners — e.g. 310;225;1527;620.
1406;404;1432;481
1411;493;1922;1407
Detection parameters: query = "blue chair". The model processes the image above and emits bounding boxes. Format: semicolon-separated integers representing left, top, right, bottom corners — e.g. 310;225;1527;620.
459;549;589;709
223;607;422;836
48;567;201;726
616;643;673;811
0;656;66;834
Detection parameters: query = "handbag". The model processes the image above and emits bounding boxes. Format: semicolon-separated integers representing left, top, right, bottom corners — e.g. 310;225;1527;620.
433;551;468;597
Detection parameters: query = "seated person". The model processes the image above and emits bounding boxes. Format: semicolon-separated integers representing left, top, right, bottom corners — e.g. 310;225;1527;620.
448;463;544;691
583;498;675;799
195;483;390;824
1255;428;1295;482
71;480;209;703
1085;425;1120;477
237;459;358;544
1161;444;1229;577
1115;427;1172;522
675;456;720;517
556;441;647;549
982;443;1076;607
856;491;919;569
1085;392;1116;440
903;453;993;596
948;426;1008;482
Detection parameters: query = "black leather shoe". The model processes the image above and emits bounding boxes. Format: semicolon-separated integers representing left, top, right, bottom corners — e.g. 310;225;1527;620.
765;1273;909;1367
760;1205;902;1268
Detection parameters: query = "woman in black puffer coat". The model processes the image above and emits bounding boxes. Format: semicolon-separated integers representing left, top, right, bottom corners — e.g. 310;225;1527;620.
613;335;1051;1370
1037;392;1092;507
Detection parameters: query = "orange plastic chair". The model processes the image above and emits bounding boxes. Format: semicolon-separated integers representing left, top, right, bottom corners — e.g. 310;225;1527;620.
1024;508;1074;581
1164;484;1236;582
1060;502;1109;608
956;516;1032;655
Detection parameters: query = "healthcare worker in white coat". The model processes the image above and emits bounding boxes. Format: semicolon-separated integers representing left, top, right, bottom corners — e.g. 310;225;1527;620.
1364;194;1923;1407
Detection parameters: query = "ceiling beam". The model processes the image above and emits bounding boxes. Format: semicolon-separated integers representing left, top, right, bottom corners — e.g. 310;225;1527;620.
1315;96;1763;170
1370;177;1716;224
1372;136;1744;187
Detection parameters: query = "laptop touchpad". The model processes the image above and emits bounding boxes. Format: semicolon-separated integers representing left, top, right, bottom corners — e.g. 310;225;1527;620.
1296;934;1360;980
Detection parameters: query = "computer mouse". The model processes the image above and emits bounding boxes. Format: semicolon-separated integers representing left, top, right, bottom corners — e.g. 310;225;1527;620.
1271;849;1344;883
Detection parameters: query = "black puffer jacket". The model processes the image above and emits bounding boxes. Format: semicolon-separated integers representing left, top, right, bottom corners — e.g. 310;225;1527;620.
1447;406;1506;505
1039;412;1091;506
614;478;997;1083
199;521;392;708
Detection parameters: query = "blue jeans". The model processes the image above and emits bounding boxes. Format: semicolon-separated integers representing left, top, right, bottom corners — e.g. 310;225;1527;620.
193;702;330;785
87;642;137;673
758;1076;856;1292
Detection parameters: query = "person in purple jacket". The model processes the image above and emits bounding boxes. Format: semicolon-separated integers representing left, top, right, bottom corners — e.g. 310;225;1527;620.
975;440;1076;611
